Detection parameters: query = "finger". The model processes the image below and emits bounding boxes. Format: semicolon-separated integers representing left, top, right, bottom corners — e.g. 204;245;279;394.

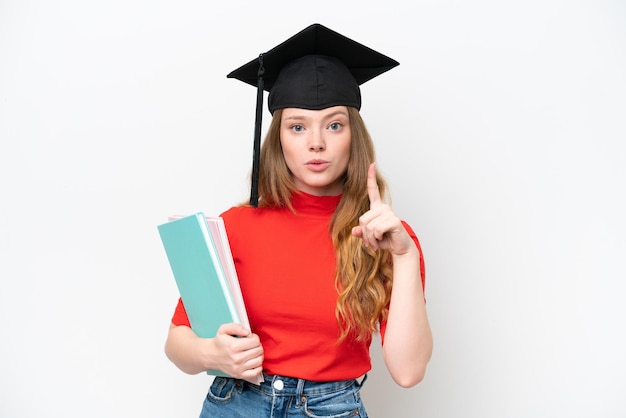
243;368;265;385
364;219;383;250
352;225;371;248
367;162;382;206
218;322;251;338
232;333;262;352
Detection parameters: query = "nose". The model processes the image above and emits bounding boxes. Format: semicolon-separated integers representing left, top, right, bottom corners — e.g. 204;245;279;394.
308;131;326;152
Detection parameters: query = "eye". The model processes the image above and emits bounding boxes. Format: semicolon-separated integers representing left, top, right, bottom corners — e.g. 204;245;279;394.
328;122;342;131
291;124;304;133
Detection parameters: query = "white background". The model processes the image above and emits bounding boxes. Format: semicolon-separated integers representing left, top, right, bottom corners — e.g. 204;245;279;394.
1;1;625;417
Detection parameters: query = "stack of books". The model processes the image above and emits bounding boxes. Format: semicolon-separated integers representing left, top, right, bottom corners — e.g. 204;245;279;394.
157;213;250;377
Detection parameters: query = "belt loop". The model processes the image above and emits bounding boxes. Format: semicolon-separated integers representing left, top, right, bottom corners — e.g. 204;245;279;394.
295;378;306;408
296;378;306;396
356;373;368;388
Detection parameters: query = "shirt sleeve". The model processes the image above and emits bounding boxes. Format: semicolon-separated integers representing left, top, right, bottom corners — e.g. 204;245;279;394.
401;220;426;293
171;298;191;327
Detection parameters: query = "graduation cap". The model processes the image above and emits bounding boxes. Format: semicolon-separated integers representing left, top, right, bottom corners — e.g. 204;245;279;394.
227;23;399;207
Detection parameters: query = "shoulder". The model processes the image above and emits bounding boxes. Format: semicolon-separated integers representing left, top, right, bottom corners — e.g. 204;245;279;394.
220;205;287;231
220;205;254;219
220;205;257;227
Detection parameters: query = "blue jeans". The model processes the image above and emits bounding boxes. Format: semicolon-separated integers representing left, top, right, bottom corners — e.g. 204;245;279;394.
199;373;368;417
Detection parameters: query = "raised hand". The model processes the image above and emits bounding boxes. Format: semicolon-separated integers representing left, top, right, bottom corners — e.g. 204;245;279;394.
351;163;415;255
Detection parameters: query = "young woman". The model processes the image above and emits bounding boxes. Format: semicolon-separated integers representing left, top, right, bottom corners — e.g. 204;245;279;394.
165;24;433;417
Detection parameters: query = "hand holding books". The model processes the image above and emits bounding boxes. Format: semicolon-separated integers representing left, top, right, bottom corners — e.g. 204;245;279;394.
211;323;264;384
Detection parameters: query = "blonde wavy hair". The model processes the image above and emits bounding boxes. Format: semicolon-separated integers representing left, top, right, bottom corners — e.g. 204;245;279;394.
254;107;393;342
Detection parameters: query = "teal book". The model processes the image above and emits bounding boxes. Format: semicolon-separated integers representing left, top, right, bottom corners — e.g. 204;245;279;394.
158;212;250;377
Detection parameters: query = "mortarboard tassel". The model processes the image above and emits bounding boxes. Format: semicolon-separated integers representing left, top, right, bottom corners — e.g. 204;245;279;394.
250;54;264;208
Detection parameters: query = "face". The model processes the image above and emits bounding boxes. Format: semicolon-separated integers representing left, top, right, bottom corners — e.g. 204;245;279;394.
280;106;352;196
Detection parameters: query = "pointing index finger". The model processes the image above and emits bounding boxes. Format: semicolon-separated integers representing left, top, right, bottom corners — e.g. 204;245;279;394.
367;162;381;205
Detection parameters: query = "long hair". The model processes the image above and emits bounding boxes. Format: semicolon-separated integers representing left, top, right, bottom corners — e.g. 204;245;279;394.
256;107;393;341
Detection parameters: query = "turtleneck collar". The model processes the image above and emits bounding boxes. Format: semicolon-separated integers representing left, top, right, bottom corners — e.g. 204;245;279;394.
291;191;342;217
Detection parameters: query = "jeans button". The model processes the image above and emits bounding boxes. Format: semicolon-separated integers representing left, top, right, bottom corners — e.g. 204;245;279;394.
273;379;284;390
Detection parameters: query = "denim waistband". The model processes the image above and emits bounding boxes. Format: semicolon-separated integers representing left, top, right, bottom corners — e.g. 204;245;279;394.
245;373;367;397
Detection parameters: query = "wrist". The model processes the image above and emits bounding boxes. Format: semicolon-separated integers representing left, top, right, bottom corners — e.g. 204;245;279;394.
391;243;420;261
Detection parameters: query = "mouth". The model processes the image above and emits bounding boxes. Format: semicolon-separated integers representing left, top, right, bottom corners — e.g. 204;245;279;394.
305;159;330;171
306;159;329;165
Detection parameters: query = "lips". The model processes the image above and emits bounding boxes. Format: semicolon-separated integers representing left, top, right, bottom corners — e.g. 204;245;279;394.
305;159;330;172
307;159;328;165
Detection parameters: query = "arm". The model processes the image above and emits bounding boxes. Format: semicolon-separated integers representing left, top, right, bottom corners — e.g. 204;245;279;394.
352;163;433;387
165;322;264;384
382;246;432;387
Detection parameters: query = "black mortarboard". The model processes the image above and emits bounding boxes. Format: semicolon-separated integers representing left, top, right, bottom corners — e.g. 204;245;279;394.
227;23;399;207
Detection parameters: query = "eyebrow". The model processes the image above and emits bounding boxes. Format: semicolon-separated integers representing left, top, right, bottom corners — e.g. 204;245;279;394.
324;110;350;120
